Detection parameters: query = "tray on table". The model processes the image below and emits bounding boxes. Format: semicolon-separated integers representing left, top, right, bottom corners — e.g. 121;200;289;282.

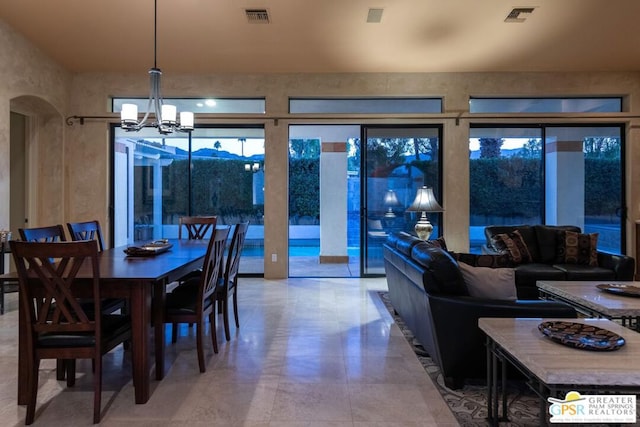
124;240;173;257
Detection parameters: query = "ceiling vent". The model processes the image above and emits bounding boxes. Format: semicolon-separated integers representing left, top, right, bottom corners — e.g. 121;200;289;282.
245;9;270;24
367;8;384;23
504;7;535;23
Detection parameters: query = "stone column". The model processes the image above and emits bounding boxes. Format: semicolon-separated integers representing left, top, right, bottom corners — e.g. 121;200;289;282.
319;141;348;263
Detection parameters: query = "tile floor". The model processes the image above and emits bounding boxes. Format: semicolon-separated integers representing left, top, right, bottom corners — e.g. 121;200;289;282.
0;277;458;426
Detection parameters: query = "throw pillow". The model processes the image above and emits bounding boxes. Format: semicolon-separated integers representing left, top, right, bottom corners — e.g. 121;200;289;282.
457;261;517;301
490;230;533;264
424;236;448;250
556;230;598;266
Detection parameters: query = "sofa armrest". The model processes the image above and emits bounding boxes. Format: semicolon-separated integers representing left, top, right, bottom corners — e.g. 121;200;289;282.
427;294;576;387
597;251;636;280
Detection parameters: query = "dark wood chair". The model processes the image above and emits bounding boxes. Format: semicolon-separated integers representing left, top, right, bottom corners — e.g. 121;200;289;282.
215;222;249;341
19;224;67;243
66;220;105;251
178;216;217;240
175;216;219;285
164;226;229;372
10;240;132;424
67;219;128;328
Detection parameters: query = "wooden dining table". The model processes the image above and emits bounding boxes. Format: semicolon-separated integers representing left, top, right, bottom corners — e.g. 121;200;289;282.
0;238;209;405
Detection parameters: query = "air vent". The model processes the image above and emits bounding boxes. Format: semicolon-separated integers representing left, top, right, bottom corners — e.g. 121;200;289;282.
367;8;384;23
504;7;535;23
245;9;270;23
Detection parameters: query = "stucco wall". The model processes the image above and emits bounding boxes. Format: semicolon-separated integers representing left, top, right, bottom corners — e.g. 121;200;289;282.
2;18;640;279
0;20;70;229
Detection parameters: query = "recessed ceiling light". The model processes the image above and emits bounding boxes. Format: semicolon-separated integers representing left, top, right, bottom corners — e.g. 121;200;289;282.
367;8;384;23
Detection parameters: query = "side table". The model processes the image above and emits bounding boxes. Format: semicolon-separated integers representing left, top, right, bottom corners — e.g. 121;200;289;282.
480;317;640;426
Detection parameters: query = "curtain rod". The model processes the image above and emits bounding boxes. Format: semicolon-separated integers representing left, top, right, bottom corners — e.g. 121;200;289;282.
66;112;640;127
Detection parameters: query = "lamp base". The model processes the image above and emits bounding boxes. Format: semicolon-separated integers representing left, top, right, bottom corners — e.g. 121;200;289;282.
414;214;433;241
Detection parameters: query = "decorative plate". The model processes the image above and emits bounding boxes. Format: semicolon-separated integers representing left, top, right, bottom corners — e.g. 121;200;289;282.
596;283;640;298
538;321;625;351
124;240;173;257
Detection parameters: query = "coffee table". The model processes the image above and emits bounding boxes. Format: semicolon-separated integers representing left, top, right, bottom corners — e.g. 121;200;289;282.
537;280;640;329
479;317;640;426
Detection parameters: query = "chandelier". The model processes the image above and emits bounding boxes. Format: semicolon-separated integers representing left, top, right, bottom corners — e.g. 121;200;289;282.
120;0;194;135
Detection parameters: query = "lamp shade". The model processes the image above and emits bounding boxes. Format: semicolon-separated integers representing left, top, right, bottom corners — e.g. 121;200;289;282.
383;189;400;207
179;111;194;130
121;103;139;124
407;186;443;213
161;104;177;125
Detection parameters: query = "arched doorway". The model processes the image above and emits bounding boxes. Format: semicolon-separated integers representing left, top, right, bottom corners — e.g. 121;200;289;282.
8;95;64;235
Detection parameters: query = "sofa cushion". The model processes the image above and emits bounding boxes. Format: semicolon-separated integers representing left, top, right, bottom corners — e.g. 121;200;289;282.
490;230;532;264
411;245;468;296
552;264;615;281
555;230;598;266
534;225;581;263
457;262;517;301
453;252;513;268
513;263;567;299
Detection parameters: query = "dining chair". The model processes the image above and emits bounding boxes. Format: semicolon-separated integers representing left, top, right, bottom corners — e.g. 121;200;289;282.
66;220;105;251
67;219;128;326
178;215;217;240
175;215;219;286
22;223;126;375
10;240;132;424
215;222;249;341
19;224;67;243
164;226;229;372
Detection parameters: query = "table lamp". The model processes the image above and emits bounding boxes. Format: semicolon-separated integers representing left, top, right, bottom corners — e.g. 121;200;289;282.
383;189;400;218
406;186;443;240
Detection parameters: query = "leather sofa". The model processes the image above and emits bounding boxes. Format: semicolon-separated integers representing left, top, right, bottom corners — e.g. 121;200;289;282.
383;232;577;389
483;225;635;299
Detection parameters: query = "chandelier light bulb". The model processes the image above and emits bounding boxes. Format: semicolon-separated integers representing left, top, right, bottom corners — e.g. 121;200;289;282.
180;111;194;130
161;104;177;125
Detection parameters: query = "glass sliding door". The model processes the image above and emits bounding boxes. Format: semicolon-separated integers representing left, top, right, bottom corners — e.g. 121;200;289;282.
362;125;442;275
468;126;543;253
112;125;265;274
545;125;624;253
288;125;360;277
468;124;625;254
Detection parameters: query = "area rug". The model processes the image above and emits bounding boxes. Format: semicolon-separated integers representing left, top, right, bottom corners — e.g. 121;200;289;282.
376;291;540;427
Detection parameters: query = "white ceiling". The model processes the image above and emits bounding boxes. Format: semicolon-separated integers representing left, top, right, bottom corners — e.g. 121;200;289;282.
1;0;640;74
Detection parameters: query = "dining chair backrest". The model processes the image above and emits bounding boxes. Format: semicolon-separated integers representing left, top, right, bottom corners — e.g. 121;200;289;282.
199;226;230;305
67;220;105;251
223;222;249;293
19;224;67;243
178;216;217;240
11;240;101;338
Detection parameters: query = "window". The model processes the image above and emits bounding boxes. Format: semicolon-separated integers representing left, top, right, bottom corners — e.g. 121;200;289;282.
112;98;266;114
289;98;443;114
469;97;622;113
112;125;265;274
469;124;624;254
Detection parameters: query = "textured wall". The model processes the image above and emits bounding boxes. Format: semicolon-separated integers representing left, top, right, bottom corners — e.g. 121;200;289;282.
0;20;70;229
